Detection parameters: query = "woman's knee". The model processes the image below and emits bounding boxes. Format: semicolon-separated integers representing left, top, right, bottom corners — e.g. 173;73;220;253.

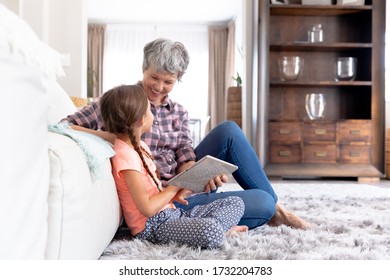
250;191;275;217
235;190;276;221
212;121;241;137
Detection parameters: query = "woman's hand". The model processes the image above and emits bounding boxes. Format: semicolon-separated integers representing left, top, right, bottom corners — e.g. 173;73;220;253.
172;188;193;205
204;174;229;193
177;161;196;173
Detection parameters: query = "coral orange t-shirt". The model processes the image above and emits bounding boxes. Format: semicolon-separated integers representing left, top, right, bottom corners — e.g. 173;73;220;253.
111;139;175;236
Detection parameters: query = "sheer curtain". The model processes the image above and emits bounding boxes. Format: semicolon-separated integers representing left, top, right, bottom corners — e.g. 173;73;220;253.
103;24;209;120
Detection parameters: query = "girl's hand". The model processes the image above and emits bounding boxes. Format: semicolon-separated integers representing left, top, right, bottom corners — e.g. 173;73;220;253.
172;188;193;205
204;174;229;193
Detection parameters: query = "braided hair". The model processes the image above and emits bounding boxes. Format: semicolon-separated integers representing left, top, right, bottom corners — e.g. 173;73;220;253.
100;84;161;191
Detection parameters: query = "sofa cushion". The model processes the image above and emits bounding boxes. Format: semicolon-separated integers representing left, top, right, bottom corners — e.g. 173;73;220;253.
0;52;50;259
46;132;121;259
47;80;77;124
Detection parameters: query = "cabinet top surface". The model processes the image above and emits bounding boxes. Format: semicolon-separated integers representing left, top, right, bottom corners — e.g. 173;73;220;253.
270;5;372;16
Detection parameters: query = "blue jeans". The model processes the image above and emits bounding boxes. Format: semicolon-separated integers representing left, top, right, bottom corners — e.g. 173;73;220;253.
174;121;278;229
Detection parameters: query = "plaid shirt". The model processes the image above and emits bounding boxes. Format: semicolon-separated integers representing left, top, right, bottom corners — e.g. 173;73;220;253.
62;97;196;184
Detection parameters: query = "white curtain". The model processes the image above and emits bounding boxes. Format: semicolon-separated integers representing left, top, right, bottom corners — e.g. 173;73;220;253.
104;24;209;120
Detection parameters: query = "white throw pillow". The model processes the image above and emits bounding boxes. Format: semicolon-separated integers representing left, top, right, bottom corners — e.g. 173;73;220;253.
47;80;77;124
0;4;64;79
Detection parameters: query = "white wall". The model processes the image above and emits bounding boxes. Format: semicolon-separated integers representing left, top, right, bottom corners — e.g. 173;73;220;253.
0;0;18;15
0;0;87;97
49;0;87;97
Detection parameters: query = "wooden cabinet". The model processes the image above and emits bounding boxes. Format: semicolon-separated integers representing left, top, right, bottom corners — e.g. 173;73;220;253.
258;0;385;181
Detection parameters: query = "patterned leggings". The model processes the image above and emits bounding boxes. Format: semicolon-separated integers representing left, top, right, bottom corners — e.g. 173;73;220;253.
136;196;244;249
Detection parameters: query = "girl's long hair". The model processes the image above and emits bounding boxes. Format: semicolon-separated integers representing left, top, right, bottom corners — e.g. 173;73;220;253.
100;84;161;190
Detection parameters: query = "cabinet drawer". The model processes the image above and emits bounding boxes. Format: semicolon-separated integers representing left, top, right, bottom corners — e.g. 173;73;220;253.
302;144;337;163
339;145;371;164
269;144;301;163
269;122;301;143
337;120;372;144
303;122;336;142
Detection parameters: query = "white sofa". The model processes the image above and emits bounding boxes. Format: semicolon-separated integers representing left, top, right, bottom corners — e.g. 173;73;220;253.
0;4;121;259
45;81;122;260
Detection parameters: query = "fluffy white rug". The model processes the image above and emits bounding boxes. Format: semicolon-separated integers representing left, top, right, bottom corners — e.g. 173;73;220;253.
100;182;390;260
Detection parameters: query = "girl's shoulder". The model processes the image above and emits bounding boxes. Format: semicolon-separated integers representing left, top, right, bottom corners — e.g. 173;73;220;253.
140;140;152;153
114;139;150;156
113;139;134;155
112;139;142;171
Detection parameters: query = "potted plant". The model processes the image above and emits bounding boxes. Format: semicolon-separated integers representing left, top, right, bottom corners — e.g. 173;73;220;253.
232;72;242;87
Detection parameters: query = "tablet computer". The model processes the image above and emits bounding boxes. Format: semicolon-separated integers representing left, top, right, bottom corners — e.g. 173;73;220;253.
167;155;238;193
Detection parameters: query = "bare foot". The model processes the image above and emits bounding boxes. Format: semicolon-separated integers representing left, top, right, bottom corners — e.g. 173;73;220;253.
226;225;249;236
268;203;312;230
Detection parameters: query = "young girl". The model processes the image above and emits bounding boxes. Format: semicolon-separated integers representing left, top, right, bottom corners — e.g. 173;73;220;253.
100;84;248;249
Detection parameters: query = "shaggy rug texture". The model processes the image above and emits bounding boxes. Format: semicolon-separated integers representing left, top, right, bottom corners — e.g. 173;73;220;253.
100;182;390;260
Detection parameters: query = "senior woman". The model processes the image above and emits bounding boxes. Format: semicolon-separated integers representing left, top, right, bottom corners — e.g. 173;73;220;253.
62;38;310;230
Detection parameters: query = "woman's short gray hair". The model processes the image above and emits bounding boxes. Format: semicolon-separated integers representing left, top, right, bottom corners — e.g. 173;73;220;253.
142;38;190;81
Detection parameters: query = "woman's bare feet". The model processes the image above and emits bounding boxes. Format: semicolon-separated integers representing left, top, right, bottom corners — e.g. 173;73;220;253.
268;203;312;230
226;225;249;236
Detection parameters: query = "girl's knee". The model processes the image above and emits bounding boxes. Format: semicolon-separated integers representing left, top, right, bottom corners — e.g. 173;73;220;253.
231;195;245;207
225;196;245;216
198;219;225;249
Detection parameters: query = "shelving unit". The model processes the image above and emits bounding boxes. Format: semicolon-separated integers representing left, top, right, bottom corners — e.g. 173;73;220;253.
258;0;386;181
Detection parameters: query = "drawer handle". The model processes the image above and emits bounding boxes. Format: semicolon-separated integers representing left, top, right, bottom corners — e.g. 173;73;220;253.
278;150;291;157
350;130;361;135
315;129;326;135
315;152;326;157
349;151;360;157
279;129;291;135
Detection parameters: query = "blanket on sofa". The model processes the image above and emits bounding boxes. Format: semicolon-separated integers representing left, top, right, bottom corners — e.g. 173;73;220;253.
48;123;115;179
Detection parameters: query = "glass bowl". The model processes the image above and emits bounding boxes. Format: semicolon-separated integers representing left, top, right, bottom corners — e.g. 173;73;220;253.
278;56;303;81
335;57;357;82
